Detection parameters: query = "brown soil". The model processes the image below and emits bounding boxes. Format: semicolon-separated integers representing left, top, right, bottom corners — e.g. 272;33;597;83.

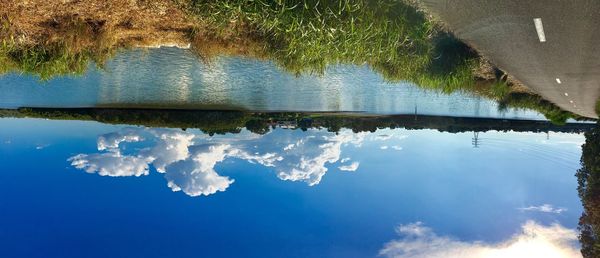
473;57;533;94
1;0;194;47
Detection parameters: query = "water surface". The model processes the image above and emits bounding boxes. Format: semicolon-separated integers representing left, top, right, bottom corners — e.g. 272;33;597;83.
0;48;545;119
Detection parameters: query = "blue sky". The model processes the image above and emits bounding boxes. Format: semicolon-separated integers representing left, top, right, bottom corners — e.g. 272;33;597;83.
0;118;585;257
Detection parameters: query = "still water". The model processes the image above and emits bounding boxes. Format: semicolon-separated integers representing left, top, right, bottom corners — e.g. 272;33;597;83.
0;47;545;119
0;118;584;257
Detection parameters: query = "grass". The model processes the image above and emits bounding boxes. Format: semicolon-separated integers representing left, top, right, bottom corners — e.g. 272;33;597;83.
0;15;117;80
496;93;581;125
1;42;92;80
489;80;511;99
184;0;477;88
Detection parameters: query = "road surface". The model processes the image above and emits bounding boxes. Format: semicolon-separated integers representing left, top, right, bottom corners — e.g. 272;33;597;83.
420;0;600;118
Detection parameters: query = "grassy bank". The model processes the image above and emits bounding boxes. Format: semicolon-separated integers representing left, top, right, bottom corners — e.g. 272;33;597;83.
183;0;478;90
0;15;117;80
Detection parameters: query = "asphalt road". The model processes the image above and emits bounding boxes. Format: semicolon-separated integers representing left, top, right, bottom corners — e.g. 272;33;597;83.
420;0;600;118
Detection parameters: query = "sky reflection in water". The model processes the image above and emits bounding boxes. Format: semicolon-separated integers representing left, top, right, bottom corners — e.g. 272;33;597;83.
0;118;585;257
0;48;545;119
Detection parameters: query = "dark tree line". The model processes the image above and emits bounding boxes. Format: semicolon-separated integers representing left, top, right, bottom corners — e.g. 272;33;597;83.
0;108;594;135
577;122;600;257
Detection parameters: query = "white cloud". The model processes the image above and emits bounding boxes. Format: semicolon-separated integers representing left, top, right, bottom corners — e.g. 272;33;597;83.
69;128;151;177
69;128;280;197
142;129;195;173
374;134;408;141
391;146;402;151
338;161;360;172
283;138;306;151
97;128;144;151
376;134;393;140
275;131;366;185
230;149;282;167
379;221;581;258
69;152;149;177
71;128;196;177
36;144;50;150
341;158;351;163
283;144;295;151
518;204;567;214
69;127;375;196
381;146;389;150
164;144;234;197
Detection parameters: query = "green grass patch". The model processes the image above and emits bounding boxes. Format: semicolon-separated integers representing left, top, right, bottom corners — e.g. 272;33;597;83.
497;93;582;125
1;42;92;80
489;80;511;99
185;0;477;90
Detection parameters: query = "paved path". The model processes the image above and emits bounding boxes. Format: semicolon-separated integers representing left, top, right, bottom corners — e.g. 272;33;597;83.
421;0;600;118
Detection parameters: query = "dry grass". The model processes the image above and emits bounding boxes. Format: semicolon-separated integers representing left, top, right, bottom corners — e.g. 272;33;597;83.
0;0;195;79
2;0;193;47
1;14;117;79
189;28;269;63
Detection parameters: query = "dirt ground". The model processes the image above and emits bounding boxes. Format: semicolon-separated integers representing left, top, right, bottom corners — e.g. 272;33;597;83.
1;0;194;47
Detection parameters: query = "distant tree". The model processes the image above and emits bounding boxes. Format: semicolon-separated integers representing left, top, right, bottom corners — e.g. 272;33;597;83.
245;119;270;135
577;122;600;258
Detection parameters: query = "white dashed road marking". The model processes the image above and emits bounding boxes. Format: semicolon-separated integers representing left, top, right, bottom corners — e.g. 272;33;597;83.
534;18;546;42
564;92;569;96
555;78;561;84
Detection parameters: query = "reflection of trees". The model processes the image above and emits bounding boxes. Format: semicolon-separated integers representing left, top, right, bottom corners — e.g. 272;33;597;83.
577;123;600;258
